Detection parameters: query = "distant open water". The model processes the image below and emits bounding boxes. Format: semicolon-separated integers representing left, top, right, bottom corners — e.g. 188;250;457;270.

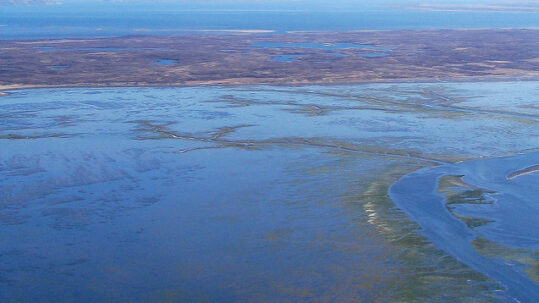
1;4;539;39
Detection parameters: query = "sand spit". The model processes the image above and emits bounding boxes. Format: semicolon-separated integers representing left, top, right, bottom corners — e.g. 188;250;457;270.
507;164;539;180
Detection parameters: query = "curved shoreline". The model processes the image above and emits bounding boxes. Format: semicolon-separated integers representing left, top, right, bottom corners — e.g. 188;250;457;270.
389;151;539;302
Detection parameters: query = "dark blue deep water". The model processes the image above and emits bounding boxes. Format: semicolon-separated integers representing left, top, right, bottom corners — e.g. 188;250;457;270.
2;3;539;39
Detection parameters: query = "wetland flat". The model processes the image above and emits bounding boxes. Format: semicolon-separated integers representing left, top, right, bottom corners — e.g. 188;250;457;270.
1;29;538;89
1;81;538;302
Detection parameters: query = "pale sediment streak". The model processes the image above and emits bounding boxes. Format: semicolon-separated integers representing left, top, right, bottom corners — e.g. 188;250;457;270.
506;164;539;180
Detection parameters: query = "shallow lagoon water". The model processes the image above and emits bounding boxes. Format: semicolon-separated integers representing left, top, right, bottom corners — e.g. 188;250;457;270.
151;59;178;66
390;152;539;302
252;42;393;52
255;42;394;62
0;82;538;302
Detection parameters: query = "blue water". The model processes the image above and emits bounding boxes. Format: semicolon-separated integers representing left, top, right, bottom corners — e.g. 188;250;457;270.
47;65;68;70
254;42;394;62
1;82;538;301
268;52;390;62
390;152;539;302
2;3;539;39
150;59;178;66
252;42;393;51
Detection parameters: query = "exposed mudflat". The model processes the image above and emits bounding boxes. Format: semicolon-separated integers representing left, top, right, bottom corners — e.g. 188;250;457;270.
0;81;537;302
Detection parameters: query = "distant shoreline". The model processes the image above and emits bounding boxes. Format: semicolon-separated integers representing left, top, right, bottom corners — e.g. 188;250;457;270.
2;76;538;96
4;27;539;42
